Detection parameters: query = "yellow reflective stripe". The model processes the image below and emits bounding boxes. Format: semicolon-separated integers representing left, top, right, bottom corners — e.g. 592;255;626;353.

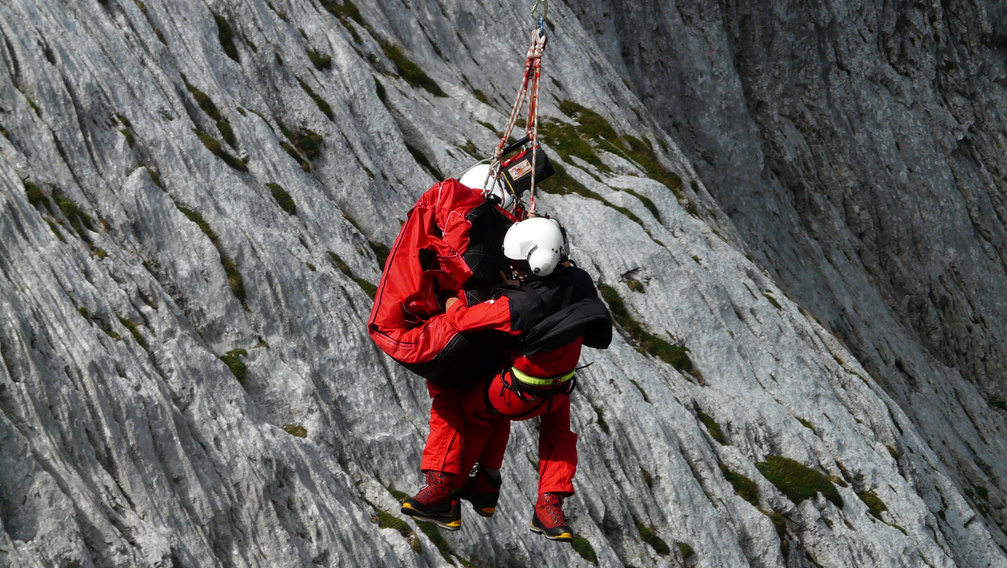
510;366;575;387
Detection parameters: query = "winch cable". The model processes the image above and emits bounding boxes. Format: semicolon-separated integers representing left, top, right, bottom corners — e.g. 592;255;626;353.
486;0;549;215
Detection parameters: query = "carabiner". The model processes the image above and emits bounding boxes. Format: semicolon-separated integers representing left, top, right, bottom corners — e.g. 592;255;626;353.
530;0;548;24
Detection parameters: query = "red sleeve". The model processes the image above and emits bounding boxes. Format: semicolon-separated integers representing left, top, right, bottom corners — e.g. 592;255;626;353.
445;296;519;336
428;180;486;286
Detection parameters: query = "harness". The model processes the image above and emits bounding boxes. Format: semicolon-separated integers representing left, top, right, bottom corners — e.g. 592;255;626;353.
483;366;576;421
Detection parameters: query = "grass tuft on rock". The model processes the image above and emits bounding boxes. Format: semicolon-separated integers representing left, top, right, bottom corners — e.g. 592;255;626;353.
266;183;296;215
320;0;363;24
599;283;694;372
306;47;332;70
177;205;246;304
857;490;888;520
371;506;420;553
297;77;334;120
24;180;48;209
756;455;842;508
193;129;246;171
53;190;97;239
221;348;248;383
118;317;146;349
678;542;695;560
593;405;609;434
571;535;598;564
328;251;377;298
184;80;236;148
415;521;452;563
696;407;727;444
405;142;443;180
721;464;759;506
379;39;446;97
215;14;240;62
636;522;670;555
283;423;307;438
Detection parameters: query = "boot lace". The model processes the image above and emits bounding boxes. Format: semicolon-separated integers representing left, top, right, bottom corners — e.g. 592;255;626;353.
540;493;566;525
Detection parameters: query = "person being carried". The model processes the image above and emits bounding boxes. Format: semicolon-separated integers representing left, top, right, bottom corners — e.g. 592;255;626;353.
403;217;612;540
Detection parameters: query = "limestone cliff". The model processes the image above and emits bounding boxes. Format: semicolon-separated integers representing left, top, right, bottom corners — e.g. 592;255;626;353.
0;1;1004;567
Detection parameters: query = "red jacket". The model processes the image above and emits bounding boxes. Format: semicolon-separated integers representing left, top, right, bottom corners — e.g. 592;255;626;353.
367;179;520;379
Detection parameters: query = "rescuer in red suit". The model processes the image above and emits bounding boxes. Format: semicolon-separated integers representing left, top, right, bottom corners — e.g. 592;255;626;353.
400;218;613;541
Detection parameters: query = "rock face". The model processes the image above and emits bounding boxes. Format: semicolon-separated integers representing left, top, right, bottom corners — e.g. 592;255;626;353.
0;1;1004;567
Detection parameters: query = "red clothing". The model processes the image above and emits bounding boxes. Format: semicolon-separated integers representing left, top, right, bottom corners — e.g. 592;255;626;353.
368;180;489;366
446;297;584;496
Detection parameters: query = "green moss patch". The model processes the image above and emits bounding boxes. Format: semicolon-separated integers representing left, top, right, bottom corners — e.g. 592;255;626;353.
571;535;598;564
306;47;332;70
636;522;670;555
193;129;246;171
696;407;727;445
266;183;296;215
378;40;446;97
220;348;248;383
283;423;307;437
368;240;390;271
857;490;888;520
24;180;48;209
415;521;452;562
764;292;782;310
623;189;660;222
538;164;646;229
277;121;324;162
599;283;694;372
677;541;695;560
118;317;147;349
372;506;420;553
328;251;377;298
53;190;97;239
214;14;239;62
320;0;363;24
46;219;66;242
297;77;334;120
721;465;759;506
592;405;609;434
756;455;842;508
543;99;685;200
539;117;608;171
630;379;651;403
405;142;443;180
183;79;236;148
178;205;246;305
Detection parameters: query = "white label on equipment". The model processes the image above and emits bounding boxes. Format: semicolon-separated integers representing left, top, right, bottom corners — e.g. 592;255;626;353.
508;159;533;179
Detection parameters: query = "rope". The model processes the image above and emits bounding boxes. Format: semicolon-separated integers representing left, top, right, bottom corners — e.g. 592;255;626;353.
488;4;548;215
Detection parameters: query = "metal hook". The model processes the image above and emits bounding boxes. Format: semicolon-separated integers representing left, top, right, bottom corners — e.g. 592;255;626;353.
530;0;548;23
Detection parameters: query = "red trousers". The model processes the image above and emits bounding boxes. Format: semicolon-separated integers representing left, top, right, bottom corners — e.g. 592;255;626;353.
419;381;512;489
420;382;465;478
460;372;578;496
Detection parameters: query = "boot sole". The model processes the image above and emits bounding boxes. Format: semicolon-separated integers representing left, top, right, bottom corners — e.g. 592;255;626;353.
529;524;573;542
459;497;497;518
401;502;462;531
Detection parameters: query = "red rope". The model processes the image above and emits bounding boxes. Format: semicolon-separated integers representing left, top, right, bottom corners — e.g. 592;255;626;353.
490;27;547;214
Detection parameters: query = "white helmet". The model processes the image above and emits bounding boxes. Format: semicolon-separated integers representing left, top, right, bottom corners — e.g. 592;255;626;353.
503;217;565;277
458;163;514;211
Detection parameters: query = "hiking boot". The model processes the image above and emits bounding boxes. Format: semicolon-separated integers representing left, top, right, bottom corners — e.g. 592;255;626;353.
530;493;573;542
401;471;461;530
458;466;502;517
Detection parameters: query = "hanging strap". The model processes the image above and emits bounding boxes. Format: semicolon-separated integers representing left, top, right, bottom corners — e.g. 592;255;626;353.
488;6;548;216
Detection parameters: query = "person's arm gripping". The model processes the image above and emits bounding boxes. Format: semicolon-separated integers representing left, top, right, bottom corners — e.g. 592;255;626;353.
445;296;520;336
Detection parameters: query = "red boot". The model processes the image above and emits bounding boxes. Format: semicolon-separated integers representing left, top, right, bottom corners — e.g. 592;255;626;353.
530;493;573;542
459;466;502;517
401;471;461;530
